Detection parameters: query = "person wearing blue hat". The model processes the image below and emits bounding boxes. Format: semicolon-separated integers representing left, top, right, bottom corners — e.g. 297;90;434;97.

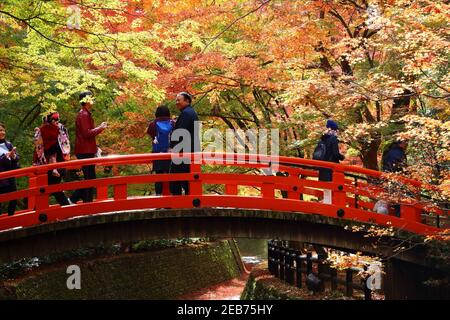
313;119;345;204
326;119;339;131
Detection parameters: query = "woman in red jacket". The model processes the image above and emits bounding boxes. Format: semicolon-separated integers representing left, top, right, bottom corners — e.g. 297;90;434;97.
39;113;63;177
36;113;71;206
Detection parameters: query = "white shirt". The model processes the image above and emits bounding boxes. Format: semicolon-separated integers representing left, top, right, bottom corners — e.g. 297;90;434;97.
0;142;9;158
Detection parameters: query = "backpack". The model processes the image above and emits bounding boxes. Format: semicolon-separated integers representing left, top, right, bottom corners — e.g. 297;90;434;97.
312;140;328;161
57;123;71;160
152;120;173;153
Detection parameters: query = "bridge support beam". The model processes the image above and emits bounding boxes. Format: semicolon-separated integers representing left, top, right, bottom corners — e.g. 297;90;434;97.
384;259;450;300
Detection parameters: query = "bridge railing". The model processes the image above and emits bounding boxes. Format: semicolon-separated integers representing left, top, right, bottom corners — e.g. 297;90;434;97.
0;153;447;235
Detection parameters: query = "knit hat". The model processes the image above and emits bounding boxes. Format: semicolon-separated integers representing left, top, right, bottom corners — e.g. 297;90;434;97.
326;119;339;130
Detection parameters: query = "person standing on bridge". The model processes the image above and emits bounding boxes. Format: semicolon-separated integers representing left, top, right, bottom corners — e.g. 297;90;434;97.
381;139;408;217
381;140;408;173
36;113;70;177
314;120;345;204
169;92;200;195
70;91;107;204
147;105;175;195
0;123;20;216
34;113;71;206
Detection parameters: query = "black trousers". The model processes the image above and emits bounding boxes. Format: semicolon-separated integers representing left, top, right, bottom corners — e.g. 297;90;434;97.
392;204;401;217
48;172;70;206
169;162;190;195
0;182;17;216
153;159;171;195
70;153;97;203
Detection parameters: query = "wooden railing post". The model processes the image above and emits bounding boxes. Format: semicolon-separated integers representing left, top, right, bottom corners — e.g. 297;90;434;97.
285;248;295;285
268;241;275;275
287;178;301;200
317;251;327;293
345;269;354;297
279;247;286;281
333;170;347;210
274;244;281;278
225;184;238;195
162;181;171;196
189;163;202;196
97;180;109;201
261;182;274;199
295;251;303;288
111;166;128;200
97;186;108;201
114;184;128;200
28;174;37;210
35;173;50;213
330;267;338;291
401;204;422;223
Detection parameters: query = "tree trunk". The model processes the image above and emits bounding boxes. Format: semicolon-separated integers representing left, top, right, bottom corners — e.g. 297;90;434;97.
360;134;381;170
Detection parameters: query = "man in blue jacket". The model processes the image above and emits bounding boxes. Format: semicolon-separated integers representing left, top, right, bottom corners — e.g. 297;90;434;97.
318;120;346;182
382;140;408;173
317;120;345;204
381;140;408;217
169;92;200;195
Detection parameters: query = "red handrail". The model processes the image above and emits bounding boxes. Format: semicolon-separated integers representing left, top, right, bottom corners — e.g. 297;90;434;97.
0;153;446;236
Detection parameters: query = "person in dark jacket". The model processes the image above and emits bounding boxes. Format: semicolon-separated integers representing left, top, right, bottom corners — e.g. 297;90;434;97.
318;120;345;204
169;92;200;195
381;140;408;217
382;140;408;173
147;105;175;195
70;91;107;203
0;123;19;216
38;113;71;206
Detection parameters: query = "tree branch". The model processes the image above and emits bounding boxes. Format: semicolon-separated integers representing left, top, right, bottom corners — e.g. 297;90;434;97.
202;0;271;53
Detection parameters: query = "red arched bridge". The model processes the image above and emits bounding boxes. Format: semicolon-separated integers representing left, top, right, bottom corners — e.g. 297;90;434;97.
0;153;446;238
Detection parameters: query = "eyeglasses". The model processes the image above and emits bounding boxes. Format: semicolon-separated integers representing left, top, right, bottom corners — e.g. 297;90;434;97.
52;118;60;122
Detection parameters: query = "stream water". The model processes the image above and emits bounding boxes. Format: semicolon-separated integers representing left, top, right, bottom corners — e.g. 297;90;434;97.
178;239;268;300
